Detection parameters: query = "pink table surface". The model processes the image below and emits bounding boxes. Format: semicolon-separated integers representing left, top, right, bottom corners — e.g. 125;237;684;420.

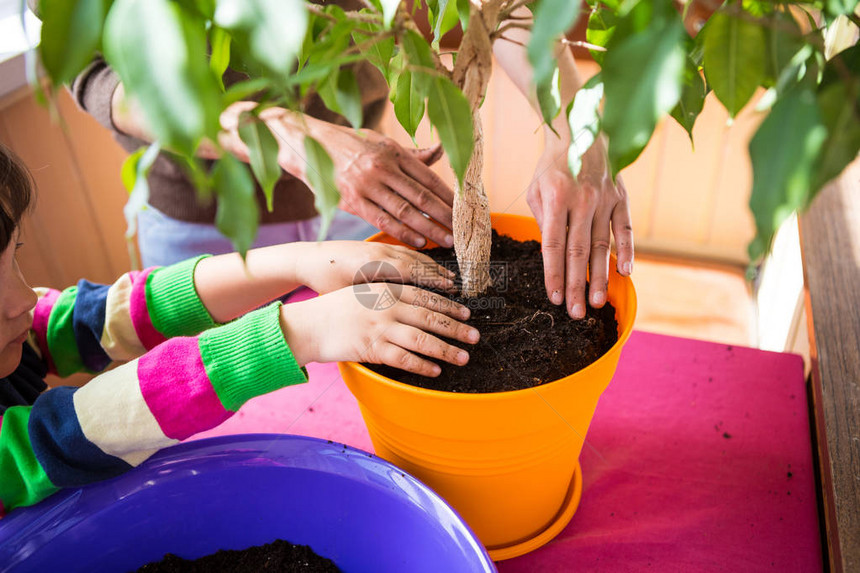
193;318;822;572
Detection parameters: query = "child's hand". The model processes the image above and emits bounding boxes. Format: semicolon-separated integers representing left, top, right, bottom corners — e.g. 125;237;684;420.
295;241;456;295
280;284;479;377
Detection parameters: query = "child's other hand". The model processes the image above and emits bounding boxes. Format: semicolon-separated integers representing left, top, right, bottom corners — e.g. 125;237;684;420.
280;284;479;377
296;241;456;295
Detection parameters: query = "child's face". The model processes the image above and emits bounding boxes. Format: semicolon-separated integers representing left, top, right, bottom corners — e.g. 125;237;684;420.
0;230;38;378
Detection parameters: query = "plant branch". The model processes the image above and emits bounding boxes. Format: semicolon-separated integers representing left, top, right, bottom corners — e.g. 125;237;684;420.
496;34;526;47
343;29;395;58
499;0;531;21
562;38;606;52
495;20;532;37
306;4;381;24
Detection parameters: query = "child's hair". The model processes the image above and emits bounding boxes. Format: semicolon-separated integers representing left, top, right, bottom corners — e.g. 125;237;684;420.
0;143;34;253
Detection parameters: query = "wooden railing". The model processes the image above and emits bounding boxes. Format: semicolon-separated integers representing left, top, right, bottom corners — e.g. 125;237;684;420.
800;158;860;573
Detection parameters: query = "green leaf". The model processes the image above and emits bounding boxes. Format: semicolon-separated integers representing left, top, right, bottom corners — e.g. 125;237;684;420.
824;0;860;18
586;5;617;66
821;44;860;90
212;154;259;257
602;2;686;173
352;22;395;79
427;77;473;188
702;9;767;117
336;68;364;129
122;143;160;239
456;0;470;32
763;11;803;90
379;0;401;28
748;88;827;261
175;0;215;19
209;26;232;92
39;0;110;86
223;78;272;106
214;0;306;76
238;115;282;212
567;78;604;177
303;137;341;240
536;65;561;135
670;52;707;141
394;70;426;139
811;74;860;190
104;0;221;155
528;0;581;88
402;29;436;91
428;0;460;47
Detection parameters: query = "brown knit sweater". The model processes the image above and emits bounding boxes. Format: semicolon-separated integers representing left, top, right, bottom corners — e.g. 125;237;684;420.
72;50;388;225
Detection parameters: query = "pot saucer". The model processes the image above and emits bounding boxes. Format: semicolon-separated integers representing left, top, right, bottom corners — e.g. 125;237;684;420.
486;461;583;561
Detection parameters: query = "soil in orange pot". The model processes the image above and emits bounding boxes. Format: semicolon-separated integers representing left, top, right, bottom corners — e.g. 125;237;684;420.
365;232;618;393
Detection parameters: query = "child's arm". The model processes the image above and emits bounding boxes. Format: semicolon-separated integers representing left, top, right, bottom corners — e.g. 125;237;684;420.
34;242;453;377
1;285;475;514
193;241;454;324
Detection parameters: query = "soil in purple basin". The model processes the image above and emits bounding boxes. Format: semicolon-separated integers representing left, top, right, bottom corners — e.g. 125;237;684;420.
133;539;340;572
365;232;619;393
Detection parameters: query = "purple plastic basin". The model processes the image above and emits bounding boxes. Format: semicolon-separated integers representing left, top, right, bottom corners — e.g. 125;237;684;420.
0;434;496;573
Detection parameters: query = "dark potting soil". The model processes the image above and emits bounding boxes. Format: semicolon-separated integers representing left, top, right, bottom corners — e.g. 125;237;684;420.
133;539;340;573
365;232;618;393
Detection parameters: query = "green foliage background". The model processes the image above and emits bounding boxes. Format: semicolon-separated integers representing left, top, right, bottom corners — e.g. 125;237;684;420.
34;0;860;264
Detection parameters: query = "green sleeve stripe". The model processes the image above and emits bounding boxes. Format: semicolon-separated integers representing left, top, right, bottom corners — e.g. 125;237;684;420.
46;287;86;377
198;303;307;412
0;407;58;511
146;255;217;338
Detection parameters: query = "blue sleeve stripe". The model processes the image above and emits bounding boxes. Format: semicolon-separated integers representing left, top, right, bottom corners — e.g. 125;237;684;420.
28;387;131;487
72;280;112;373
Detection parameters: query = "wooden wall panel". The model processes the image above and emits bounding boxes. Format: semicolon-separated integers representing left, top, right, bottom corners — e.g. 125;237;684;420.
55;91;130;276
0;91;120;289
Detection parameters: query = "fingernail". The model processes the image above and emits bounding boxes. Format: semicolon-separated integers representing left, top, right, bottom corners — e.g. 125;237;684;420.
622;261;633;275
444;234;454;247
551;290;563;305
413;237;427;248
431;364;442;376
591;290;605;306
467;328;480;343
461;307;471;319
457;350;469;364
570;303;585;319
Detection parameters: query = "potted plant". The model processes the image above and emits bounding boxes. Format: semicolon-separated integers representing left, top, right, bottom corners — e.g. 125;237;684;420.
31;0;859;560
339;212;637;559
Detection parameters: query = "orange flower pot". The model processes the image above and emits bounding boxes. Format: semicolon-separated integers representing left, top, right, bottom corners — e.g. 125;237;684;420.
338;213;637;560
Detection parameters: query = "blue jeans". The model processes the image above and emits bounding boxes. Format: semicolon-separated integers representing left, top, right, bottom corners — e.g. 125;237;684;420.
137;206;378;268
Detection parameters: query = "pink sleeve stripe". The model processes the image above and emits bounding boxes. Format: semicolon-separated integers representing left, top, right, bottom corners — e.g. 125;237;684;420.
137;337;230;440
129;269;167;350
33;289;60;374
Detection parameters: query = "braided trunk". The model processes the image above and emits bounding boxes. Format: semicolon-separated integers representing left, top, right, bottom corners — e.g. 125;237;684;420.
451;1;502;297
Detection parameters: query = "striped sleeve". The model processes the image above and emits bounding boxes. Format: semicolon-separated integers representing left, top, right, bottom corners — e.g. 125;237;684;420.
0;303;307;514
32;256;217;377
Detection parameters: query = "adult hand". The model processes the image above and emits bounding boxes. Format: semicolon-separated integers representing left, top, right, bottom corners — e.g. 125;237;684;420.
220;102;455;249
280;285;480;376
295;241;456;295
305;123;455;249
526;141;634;319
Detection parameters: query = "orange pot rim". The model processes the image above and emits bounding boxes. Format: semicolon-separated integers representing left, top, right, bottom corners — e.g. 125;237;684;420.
340;213;638;402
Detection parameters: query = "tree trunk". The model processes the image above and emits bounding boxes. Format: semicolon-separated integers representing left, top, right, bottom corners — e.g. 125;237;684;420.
450;1;502;297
